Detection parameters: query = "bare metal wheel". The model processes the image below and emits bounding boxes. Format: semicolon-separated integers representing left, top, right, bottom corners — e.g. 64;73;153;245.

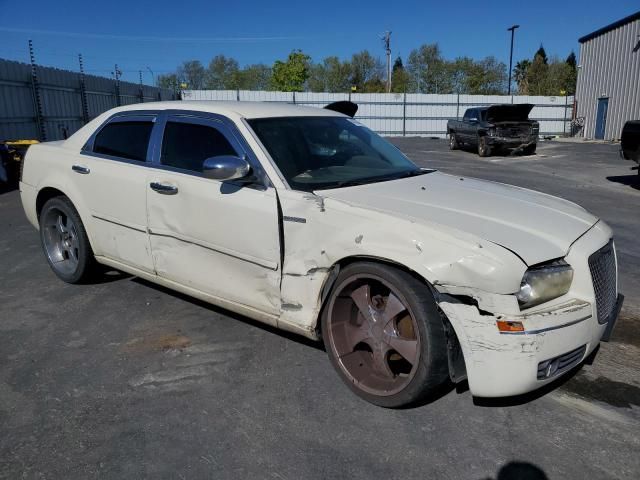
39;196;96;283
322;262;449;407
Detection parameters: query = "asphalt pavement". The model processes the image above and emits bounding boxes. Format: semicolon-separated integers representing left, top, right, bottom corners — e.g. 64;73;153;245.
1;139;639;479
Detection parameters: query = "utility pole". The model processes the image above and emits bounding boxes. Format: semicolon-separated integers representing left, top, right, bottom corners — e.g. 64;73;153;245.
112;64;122;106
78;54;89;124
28;40;46;141
382;31;392;93
507;24;520;95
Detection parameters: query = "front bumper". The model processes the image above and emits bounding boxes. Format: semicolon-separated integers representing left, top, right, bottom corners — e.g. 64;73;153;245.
437;221;620;398
486;135;537;147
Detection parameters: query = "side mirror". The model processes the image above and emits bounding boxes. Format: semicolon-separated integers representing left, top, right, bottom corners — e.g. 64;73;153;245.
202;155;251;181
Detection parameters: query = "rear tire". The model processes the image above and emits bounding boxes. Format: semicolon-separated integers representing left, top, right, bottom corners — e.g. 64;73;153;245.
478;136;491;157
322;262;449;408
39;196;97;284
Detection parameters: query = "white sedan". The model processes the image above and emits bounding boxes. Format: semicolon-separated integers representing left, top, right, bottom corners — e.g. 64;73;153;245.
19;101;622;407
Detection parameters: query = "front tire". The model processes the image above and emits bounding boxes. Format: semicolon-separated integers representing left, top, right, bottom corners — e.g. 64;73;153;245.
449;132;459;150
523;144;537;155
39;196;96;284
321;262;449;408
478;136;491;157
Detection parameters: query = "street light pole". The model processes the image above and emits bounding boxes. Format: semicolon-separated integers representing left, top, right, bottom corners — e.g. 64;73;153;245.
507;24;520;95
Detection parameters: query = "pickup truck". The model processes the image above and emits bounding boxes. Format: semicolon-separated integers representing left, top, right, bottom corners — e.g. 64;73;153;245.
447;104;539;157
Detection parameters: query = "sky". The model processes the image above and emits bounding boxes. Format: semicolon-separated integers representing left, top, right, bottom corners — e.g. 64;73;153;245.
1;0;638;84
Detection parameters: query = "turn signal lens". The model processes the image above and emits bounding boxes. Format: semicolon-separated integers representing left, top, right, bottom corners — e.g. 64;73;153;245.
496;320;525;333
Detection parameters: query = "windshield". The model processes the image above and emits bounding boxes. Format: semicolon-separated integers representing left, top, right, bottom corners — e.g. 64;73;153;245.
248;116;426;191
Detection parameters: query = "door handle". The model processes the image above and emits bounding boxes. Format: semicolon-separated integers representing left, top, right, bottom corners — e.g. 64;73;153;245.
150;181;178;195
72;165;90;174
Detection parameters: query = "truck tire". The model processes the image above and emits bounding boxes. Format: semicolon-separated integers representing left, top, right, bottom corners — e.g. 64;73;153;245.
449;133;459;150
478;136;491;157
523;144;537;155
322;261;449;408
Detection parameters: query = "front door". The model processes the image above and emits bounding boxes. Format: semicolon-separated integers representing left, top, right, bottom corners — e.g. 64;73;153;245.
145;113;281;316
595;97;609;140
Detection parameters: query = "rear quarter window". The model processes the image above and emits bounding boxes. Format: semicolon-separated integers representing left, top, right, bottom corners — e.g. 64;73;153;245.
93;121;153;162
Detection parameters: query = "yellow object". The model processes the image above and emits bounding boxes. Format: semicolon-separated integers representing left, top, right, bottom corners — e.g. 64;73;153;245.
2;140;39;162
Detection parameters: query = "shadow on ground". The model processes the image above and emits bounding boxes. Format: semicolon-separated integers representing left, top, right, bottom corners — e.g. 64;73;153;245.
607;171;639;190
482;461;548;480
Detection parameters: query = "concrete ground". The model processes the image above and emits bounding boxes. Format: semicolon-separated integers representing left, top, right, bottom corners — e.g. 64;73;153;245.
1;140;639;479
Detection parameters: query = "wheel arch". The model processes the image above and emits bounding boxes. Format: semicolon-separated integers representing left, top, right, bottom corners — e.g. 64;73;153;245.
35;185;98;254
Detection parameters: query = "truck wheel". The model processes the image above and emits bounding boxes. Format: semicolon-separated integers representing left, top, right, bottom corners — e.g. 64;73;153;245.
322;262;449;408
39;196;97;284
449;133;459;150
523;144;537;155
478;136;491;157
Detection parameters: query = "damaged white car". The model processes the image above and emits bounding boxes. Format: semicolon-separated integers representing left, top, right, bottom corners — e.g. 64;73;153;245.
19;101;622;407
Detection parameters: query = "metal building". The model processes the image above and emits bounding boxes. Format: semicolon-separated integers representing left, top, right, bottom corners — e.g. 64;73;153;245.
576;11;640;140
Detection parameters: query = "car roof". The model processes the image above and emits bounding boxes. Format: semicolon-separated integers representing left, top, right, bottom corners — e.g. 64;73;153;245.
110;100;344;119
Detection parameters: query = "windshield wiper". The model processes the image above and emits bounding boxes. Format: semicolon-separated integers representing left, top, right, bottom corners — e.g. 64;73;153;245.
335;169;430;188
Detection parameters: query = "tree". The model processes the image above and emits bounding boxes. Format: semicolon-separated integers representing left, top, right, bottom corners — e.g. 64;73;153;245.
391;56;410;92
564;51;578;94
308;56;352;92
350;50;384;92
271;50;311;91
206;55;240;89
535;45;548;65
513;59;531;94
526;51;549;95
177;60;206;90
407;43;450;93
157;73;180;90
238;64;272;90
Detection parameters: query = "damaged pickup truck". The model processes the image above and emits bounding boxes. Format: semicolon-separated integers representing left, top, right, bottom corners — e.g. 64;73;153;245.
20;100;622;407
447;104;539;156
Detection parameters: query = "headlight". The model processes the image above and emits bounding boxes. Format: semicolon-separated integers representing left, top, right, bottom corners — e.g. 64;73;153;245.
516;260;573;309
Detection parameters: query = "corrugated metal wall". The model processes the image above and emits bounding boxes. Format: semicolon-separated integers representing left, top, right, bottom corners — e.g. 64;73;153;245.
183;89;573;137
576;18;640;140
0;58;177;141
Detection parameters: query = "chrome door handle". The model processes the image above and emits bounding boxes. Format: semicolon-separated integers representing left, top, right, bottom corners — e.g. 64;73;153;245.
150;182;178;195
72;165;90;174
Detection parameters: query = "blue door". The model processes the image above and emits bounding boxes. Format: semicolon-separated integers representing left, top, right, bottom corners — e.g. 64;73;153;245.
595;97;609;139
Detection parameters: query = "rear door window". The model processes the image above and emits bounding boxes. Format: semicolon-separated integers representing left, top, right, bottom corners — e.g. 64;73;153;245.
93;121;153;162
160;121;238;173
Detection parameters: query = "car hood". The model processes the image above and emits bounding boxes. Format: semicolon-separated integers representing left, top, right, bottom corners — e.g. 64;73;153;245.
486;103;534;122
318;172;598;266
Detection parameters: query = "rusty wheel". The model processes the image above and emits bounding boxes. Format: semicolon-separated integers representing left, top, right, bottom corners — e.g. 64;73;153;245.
322;262;449;407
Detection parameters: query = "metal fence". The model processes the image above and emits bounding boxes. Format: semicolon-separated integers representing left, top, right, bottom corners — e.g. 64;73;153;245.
184;90;575;138
0;58;177;141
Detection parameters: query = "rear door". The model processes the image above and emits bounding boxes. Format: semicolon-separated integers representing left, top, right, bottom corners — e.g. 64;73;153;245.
145;112;281;316
74;113;156;272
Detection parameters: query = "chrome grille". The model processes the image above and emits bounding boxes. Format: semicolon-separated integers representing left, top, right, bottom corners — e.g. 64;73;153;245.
588;240;617;325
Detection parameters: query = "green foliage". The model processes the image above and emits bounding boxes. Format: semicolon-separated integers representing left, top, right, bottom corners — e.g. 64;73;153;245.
514;60;531;94
270;50;311;92
237;64;272;91
350;50;384;92
177;60;206;90
391;56;410;93
157;73;180;89
308;56;352;92
161;44;573;96
206;55;240;89
514;47;577;96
